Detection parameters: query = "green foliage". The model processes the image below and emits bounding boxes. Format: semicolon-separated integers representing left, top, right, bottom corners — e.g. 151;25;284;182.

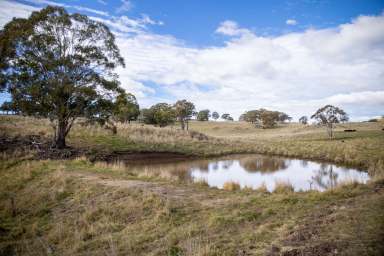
114;92;140;123
0;6;124;148
212;111;220;120
197;109;210;121
174;99;195;130
221;113;233;121
311;105;348;139
242;109;288;128
141;103;175;127
299;116;308;125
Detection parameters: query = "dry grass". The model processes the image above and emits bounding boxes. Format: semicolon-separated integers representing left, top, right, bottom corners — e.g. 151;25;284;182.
0;159;383;255
1;116;384;177
222;181;241;191
273;180;294;193
254;182;269;193
1;115;384;254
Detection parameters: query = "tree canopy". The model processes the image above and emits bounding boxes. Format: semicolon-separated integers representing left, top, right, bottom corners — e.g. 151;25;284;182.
141;103;175;127
221;113;233;121
299;116;308;125
197;109;210;121
0;6;125;148
174;100;195;130
114;92;140;123
241;109;289;128
212;111;220;121
311;105;348;139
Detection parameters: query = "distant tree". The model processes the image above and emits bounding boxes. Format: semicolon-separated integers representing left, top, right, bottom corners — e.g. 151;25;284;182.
139;108;155;124
299;116;308;125
242;109;282;128
221;113;229;120
221;113;233;121
0;6;125;148
212;111;220;121
174;99;195;130
278;112;292;123
141;103;175;127
311;105;348;139
197;109;210;121
260;110;280;128
114;92;140;123
242;110;260;124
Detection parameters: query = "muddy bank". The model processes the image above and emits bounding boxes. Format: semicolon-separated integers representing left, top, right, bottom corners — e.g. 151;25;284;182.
105;151;195;164
0;134;193;163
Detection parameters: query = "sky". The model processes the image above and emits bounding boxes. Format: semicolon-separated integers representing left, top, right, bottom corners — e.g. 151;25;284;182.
0;0;384;121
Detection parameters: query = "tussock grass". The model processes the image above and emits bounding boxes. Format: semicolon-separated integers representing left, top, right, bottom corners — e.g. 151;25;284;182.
2;116;383;177
222;181;241;191
0;158;383;255
1;116;384;254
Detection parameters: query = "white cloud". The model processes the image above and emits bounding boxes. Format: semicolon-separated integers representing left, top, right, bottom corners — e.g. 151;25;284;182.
23;0;109;16
97;0;107;5
215;20;252;37
116;0;132;13
1;1;383;120
286;19;298;25
0;1;38;27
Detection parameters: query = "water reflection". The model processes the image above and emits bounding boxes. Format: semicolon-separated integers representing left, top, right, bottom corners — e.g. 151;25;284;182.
311;164;338;190
114;154;370;192
239;155;289;173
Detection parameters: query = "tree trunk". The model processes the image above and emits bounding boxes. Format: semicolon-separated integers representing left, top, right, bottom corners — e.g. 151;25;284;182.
180;120;185;130
186;120;189;131
327;123;333;139
55;121;67;149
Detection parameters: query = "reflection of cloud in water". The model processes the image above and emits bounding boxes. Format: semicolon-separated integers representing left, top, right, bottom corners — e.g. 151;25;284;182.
112;154;370;192
222;160;234;170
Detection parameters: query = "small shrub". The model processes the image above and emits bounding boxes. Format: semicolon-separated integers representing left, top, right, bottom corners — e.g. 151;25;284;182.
223;181;241;191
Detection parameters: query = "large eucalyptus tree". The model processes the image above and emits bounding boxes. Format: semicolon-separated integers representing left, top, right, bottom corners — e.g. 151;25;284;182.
0;6;125;148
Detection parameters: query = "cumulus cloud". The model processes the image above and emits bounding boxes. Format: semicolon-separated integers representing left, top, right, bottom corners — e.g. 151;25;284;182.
1;0;383;120
286;19;298;25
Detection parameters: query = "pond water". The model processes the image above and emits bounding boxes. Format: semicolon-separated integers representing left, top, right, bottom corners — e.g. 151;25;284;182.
114;154;370;192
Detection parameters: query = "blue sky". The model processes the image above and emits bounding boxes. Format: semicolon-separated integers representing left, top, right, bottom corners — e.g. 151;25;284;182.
1;0;384;120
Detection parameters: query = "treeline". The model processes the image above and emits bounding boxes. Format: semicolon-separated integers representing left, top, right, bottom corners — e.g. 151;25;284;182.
138;100;233;129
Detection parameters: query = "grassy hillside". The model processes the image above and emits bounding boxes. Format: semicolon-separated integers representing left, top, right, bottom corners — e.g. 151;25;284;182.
1;116;384;176
1;115;384;255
